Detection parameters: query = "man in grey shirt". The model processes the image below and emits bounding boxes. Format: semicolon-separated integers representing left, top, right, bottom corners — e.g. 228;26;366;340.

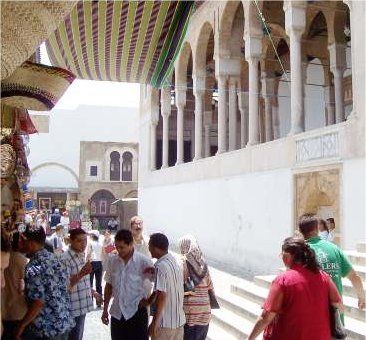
148;233;185;340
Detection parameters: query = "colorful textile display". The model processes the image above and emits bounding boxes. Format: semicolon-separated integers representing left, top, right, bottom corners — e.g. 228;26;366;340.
45;1;196;87
1;61;76;111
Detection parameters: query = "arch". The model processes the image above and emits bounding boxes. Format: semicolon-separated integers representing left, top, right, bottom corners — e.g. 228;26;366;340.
194;22;215;75
31;162;79;187
219;1;244;57
110;151;121;181
89;190;117;225
122;151;133;181
176;42;193;87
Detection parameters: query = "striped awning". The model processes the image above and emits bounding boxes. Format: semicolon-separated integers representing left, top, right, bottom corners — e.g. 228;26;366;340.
46;1;195;88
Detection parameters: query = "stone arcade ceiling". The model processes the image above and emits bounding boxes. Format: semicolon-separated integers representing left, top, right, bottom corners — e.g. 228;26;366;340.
45;1;196;88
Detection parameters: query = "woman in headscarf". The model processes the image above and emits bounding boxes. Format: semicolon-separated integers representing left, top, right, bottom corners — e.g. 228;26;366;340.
179;235;215;340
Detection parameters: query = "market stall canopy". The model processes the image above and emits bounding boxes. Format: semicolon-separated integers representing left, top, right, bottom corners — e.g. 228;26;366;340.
1;1;77;80
45;1;195;88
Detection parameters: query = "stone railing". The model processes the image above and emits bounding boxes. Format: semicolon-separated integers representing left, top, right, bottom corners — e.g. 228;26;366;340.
295;125;342;165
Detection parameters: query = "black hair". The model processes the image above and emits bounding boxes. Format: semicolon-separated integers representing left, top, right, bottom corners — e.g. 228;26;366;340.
326;218;335;224
282;237;320;273
23;224;46;245
319;219;329;233
298;213;318;236
90;234;99;241
115;229;133;245
1;231;11;253
149;233;169;251
69;228;86;240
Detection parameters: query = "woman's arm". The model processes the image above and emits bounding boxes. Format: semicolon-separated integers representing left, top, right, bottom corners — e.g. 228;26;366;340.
248;311;277;340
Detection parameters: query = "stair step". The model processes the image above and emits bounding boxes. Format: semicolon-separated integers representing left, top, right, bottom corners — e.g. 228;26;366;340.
211;307;255;339
344;316;366;340
343;296;366;322
345;250;366;266
216;290;262;323
356;243;366;254
207;320;238;340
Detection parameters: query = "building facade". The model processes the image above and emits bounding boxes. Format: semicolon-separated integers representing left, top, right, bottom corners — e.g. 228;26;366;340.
79;141;138;229
138;0;365;276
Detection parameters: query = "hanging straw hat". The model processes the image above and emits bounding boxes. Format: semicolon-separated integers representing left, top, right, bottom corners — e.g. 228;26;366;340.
1;144;16;178
1;61;76;111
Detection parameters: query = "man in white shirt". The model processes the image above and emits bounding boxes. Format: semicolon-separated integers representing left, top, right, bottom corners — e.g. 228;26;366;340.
101;229;153;340
60;211;70;234
130;216;150;258
148;233;185;340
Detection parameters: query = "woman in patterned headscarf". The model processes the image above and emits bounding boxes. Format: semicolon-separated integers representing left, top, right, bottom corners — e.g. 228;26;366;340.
179;235;215;340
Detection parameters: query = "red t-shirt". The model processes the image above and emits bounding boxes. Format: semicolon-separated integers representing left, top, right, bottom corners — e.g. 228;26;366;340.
263;265;341;340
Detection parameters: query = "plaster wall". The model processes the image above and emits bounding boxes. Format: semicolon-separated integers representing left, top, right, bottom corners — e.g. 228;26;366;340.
342;158;365;249
140;168;292;277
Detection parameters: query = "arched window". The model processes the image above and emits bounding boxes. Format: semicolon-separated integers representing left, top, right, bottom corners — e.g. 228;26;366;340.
110;151;120;181
122;152;133;181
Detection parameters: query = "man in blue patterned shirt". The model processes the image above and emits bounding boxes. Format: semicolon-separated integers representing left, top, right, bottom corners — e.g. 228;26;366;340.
15;225;74;340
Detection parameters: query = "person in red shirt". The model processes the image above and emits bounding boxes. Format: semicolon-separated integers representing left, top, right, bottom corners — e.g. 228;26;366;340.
248;237;342;340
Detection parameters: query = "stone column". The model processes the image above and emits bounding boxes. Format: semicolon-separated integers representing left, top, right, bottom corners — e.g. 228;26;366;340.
161;87;171;168
284;1;306;134
238;91;249;148
272;104;280;139
228;76;239;151
246;56;260;145
175;88;186;165
193;89;204;160
324;85;335;125
328;43;346;123
217;75;227;153
204;110;212;157
261;74;275;142
150;120;158;171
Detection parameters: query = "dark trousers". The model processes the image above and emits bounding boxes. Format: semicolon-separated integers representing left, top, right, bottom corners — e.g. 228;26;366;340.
111;308;148;340
184;324;209;340
68;314;86;340
2;320;19;340
90;261;103;297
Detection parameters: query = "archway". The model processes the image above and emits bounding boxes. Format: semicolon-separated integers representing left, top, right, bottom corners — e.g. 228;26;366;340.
89;189;116;229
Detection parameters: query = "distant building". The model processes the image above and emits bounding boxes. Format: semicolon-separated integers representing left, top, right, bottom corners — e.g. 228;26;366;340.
79;141;138;229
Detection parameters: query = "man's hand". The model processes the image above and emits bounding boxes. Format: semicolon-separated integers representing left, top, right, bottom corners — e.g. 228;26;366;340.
138;298;149;309
80;261;93;277
101;310;109;325
148;319;159;338
14;323;25;340
143;266;155;275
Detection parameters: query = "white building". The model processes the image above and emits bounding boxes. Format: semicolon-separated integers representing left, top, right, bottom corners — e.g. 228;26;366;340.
138;0;365;276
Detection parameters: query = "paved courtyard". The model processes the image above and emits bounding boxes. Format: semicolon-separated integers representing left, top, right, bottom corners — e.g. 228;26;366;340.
84;307;110;339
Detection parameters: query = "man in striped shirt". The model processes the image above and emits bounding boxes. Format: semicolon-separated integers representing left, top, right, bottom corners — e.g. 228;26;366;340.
148;233;185;340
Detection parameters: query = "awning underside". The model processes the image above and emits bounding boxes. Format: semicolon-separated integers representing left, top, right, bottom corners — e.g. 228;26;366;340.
46;1;195;88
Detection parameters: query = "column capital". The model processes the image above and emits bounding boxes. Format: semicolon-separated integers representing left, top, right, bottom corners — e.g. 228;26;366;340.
284;1;306;37
151;105;160;125
175;86;186;108
238;91;249;111
244;35;262;61
328;43;347;73
261;75;275;97
160;87;171;117
228;75;240;87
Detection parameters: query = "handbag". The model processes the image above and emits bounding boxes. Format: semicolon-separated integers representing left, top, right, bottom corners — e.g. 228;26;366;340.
329;305;347;339
184;277;195;294
208;289;220;309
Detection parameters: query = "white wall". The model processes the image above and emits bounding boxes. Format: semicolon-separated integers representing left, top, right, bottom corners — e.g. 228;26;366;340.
140;168;293;277
28;105;139;187
342;158;365;249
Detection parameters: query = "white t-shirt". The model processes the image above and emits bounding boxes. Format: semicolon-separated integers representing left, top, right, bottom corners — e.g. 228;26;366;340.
88;240;103;262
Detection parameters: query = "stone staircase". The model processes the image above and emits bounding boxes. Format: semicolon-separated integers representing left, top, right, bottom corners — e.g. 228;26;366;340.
206;242;366;340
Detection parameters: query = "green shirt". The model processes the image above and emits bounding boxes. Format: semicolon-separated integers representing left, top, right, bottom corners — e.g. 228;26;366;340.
306;236;353;295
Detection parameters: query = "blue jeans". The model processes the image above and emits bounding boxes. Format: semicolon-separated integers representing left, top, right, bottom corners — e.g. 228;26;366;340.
68;314;86;340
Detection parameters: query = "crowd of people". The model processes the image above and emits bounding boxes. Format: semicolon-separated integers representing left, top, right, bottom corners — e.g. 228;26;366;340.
0;212;365;340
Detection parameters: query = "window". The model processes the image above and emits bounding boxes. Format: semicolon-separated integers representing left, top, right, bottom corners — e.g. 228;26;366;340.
99;200;107;214
122;151;133;181
90;165;98;176
91;201;97;214
110;151;120;181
